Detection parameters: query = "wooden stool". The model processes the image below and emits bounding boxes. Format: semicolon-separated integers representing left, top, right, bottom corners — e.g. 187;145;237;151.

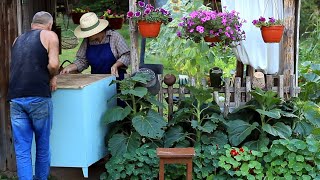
157;148;195;180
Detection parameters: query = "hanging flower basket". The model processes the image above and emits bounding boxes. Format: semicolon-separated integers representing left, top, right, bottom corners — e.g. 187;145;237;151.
260;25;284;43
204;36;221;43
106;17;125;30
138;21;162;38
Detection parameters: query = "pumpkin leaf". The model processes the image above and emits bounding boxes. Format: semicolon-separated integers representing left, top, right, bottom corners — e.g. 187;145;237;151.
262;122;292;139
226;120;259;146
132;109;167;139
103;106;131;124
108;132;141;157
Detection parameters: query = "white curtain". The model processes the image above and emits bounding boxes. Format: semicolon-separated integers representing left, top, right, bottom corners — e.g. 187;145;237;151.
221;0;283;74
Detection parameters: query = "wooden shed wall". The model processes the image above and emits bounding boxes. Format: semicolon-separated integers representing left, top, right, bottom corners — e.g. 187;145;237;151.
0;0;18;172
0;0;57;171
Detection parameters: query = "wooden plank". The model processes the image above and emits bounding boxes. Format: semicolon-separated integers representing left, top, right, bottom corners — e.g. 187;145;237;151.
56;74;113;89
278;75;284;98
289;74;296;97
246;76;251;101
295;0;301;86
234;77;241;108
179;86;185;100
280;0;296;86
224;78;230;117
266;75;273;91
129;0;139;73
158;74;163;116
167;85;174;121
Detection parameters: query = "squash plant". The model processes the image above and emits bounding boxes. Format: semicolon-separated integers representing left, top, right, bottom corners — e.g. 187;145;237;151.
225;88;320;150
103;73;167;157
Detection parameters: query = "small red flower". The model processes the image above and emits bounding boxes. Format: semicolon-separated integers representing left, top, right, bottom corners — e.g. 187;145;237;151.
249;150;252;154
230;149;238;156
239;147;244;153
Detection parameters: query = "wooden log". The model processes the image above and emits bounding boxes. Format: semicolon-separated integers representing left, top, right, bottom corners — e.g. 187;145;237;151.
246;76;251;101
234;77;241;108
224;78;230;117
252;72;265;89
167;85;174;121
278;75;284;98
158;74;163;116
280;0;296;86
129;0;139;73
266;75;273;91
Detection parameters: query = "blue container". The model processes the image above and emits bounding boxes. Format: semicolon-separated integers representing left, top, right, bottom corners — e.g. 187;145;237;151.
32;74;116;178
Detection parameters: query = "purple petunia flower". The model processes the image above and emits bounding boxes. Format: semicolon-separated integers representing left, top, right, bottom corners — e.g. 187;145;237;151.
137;1;145;7
177;31;182;37
269;17;276;23
135;11;141;17
144;8;151;14
252;20;258;25
259;16;266;22
196;26;204;33
127;11;134;18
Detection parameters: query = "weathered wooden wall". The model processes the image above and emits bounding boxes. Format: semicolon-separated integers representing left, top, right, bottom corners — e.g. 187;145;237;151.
280;0;301;86
0;0;18;172
0;0;57;171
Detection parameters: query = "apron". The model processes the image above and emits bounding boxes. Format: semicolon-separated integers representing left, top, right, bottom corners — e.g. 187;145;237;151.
86;37;126;80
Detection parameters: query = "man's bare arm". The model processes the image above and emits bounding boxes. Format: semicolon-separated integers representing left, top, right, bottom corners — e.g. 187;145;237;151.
43;30;60;78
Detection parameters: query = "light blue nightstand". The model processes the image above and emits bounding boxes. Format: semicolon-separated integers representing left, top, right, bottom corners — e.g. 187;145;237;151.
32;74;116;178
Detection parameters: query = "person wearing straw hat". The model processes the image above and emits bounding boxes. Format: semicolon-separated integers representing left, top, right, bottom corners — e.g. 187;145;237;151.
60;12;130;79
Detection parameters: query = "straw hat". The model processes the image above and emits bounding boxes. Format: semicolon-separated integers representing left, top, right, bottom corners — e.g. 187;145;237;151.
74;12;109;38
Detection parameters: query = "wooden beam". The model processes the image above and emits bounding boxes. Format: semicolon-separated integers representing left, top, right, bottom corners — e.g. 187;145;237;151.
294;0;301;87
280;0;296;86
129;0;139;74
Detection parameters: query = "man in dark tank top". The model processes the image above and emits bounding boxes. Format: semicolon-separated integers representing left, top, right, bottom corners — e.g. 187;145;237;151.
7;11;59;180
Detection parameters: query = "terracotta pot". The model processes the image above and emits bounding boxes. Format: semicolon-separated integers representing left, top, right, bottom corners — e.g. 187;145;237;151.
204;36;220;43
260;25;284;43
106;17;124;29
71;12;85;24
138;21;162;38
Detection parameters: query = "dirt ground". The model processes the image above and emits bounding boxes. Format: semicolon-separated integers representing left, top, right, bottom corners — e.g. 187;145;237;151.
0;159;106;180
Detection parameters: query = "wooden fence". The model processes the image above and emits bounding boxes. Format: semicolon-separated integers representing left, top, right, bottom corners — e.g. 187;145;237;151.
158;74;300;119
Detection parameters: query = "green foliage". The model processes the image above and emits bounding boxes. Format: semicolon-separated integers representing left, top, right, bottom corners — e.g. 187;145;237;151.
146;0;236;84
299;61;320;103
225;89;320;150
77;0;128;15
218;145;266;179
264;135;320;179
165;86;226;145
103;73;166;157
101;144;159;180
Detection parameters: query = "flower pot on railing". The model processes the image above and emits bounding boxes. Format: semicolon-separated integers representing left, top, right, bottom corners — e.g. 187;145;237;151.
71;12;85;24
209;67;223;88
106;17;125;29
137;21;162;38
260;25;284;43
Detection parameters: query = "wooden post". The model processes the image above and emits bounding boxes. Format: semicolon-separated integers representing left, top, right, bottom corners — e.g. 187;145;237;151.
0;0;18;171
245;76;251;101
167;85;174;121
129;0;139;74
252;72;265;89
266;75;273;91
280;0;296;86
289;74;296;97
234;77;241;108
294;0;301;87
278;75;284;98
224;78;230;117
158;74;163;116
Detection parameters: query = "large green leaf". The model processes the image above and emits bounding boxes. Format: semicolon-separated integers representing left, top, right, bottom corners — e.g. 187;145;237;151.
145;95;165;108
132;109;167;139
103;106;131;124
244;133;270;151
122;86;148;98
302;101;320;126
164;125;187;147
201;130;228;147
108;132;141;157
294;121;313;136
256;109;281;119
262;122;292;139
226;120;259;146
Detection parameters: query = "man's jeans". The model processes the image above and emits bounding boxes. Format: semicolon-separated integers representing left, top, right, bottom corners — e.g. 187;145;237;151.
10;97;53;180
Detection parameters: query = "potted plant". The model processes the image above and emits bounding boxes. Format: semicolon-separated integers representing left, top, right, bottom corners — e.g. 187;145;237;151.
71;7;89;24
177;7;246;46
103;9;125;30
252;16;284;43
126;1;172;38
